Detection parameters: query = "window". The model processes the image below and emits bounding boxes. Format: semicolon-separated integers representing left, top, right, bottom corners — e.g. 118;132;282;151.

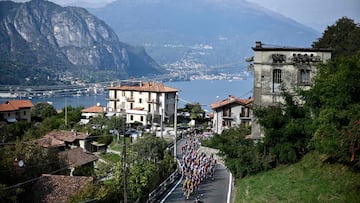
148;104;151;112
23;111;26;116
240;107;249;117
300;69;311;84
140;116;143;122
130;115;133;121
273;69;282;92
148;93;151;101
122;91;125;96
139;98;142;103
130;103;133;109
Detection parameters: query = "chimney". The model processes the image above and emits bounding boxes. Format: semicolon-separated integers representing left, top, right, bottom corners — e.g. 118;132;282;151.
255;41;262;48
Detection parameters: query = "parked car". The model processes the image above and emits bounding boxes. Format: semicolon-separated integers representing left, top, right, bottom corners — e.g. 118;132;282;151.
125;129;138;137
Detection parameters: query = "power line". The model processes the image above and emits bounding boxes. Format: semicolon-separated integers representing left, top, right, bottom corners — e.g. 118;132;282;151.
0;165;70;191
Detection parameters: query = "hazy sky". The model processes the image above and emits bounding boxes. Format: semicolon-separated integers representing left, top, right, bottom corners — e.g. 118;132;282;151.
9;0;360;32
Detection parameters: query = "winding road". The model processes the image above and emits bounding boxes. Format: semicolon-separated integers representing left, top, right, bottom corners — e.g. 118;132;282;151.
162;138;232;203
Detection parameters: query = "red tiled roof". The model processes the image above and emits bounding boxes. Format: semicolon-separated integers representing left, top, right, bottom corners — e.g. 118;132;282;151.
81;105;106;113
0;99;34;112
211;95;253;109
108;81;179;93
59;147;98;167
44;130;89;142
33;174;93;203
133;107;145;110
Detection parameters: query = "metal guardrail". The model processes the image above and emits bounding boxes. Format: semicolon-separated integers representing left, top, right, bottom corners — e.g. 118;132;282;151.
147;168;181;203
147;139;183;203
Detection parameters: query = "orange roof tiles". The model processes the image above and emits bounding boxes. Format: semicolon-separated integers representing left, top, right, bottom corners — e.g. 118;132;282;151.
81;105;106;113
0;99;34;112
108;81;179;93
211;95;253;109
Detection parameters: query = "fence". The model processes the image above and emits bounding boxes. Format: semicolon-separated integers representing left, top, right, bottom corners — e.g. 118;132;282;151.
147;164;181;203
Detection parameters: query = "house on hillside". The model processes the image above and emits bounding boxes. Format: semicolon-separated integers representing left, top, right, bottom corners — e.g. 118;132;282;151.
79;103;107;125
36;130;107;153
32;174;93;203
0;100;34;122
211;95;253;134
107;80;179;126
59;147;98;176
43;130;90;150
81;103;107;118
249;41;332;139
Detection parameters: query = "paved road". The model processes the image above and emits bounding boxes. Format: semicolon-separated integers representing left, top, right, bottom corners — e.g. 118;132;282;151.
162;138;231;203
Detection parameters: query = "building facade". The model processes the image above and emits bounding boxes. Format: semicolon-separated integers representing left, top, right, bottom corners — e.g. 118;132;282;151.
250;41;332;139
0;100;34;122
107;81;179;126
211;95;253;134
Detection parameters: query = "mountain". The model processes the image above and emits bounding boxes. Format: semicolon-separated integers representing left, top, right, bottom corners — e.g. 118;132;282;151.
0;0;163;85
89;0;321;69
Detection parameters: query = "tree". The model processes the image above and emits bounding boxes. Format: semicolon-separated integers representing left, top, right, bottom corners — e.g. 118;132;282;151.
128;160;159;201
254;91;312;164
31;102;57;121
312;17;360;58
0;141;66;202
305;53;360;167
131;135;167;163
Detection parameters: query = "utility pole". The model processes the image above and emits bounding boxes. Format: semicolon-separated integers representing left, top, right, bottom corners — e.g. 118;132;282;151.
174;94;178;160
122;113;127;203
65;98;67;126
160;108;164;139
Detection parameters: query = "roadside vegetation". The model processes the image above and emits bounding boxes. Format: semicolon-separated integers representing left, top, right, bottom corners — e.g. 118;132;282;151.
0;94;210;202
203;17;360;202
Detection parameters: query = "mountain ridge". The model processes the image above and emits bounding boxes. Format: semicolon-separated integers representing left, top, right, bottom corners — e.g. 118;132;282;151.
89;0;320;67
0;0;163;85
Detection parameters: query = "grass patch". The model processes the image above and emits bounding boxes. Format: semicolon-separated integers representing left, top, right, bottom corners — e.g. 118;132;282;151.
236;152;360;202
99;152;120;162
108;137;132;151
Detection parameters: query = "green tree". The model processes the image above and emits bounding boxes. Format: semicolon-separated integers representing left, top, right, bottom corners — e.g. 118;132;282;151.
203;126;265;178
312;17;360;58
0;141;66;202
254;91;312;164
31;102;57;121
305;54;360;167
128;160;159;201
131;135;167;163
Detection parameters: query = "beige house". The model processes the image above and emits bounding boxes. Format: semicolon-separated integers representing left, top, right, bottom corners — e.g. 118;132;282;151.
107;80;179;126
81;103;106;119
211;95;253;134
250;41;332;139
0;100;34;122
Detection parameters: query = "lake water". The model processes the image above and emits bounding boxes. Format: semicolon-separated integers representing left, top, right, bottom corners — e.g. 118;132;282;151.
2;79;253;112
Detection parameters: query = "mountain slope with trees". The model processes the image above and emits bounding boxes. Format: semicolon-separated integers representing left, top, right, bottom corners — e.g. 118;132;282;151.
0;0;164;85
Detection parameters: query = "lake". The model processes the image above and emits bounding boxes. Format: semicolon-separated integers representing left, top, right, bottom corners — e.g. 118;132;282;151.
2;79;253;112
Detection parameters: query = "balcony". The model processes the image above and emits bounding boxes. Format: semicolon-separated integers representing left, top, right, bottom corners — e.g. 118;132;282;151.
222;113;233;119
146;98;160;104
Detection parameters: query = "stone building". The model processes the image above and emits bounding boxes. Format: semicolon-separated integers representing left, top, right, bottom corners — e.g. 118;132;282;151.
250;41;332;139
